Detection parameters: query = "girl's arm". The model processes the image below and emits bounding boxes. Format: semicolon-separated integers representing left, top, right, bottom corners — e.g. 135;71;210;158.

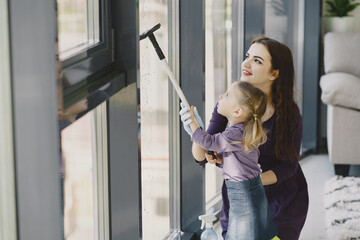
188;113;208;160
188;107;242;154
192;143;208;162
189;108;200;133
192;104;228;163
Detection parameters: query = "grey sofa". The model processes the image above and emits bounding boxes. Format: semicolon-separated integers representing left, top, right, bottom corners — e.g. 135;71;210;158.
320;32;360;176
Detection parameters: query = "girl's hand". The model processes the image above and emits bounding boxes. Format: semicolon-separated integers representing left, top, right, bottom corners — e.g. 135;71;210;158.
187;105;204;133
189;106;196;123
179;102;193;137
205;151;223;165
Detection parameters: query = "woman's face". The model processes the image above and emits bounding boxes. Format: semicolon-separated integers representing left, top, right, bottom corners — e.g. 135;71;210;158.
240;43;278;90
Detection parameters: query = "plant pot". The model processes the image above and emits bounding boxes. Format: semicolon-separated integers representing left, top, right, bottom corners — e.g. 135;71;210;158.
324;16;355;33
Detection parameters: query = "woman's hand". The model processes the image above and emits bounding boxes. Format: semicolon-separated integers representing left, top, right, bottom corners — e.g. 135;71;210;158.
205;151;223;165
260;170;277;186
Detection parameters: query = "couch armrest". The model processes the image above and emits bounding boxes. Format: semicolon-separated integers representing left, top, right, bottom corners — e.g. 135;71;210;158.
320;72;360;110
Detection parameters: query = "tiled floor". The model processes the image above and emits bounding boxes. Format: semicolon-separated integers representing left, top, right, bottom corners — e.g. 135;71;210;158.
214;154;360;239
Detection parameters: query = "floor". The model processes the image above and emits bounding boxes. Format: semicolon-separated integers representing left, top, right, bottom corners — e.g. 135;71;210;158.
214;154;360;239
298;154;333;240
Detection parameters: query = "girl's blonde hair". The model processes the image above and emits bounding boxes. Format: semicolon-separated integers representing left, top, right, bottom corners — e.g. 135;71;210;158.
235;81;268;153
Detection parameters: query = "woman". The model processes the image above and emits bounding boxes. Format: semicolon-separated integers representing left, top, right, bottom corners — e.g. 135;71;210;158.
180;36;308;239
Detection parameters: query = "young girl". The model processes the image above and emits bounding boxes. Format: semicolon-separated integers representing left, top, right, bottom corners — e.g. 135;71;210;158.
186;81;277;240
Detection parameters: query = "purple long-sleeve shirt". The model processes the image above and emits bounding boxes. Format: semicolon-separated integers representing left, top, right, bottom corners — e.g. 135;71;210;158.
192;124;260;181
198;104;309;240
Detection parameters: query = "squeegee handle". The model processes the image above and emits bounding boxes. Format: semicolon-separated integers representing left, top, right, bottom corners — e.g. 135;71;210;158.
160;60;190;109
148;34;165;60
161;58;216;158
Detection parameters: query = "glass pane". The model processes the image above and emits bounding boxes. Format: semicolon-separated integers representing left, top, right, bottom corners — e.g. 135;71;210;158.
265;0;303;106
139;0;170;239
59;102;108;240
205;0;232;204
57;0;100;59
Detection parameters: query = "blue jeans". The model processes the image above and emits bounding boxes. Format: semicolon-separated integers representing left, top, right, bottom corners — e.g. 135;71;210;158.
225;176;277;240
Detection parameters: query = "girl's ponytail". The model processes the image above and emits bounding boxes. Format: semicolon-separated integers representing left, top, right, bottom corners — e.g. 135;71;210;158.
237;82;268;153
242;113;267;153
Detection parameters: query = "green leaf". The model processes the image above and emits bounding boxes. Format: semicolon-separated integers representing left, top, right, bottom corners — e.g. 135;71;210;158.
326;1;338;15
325;0;360;16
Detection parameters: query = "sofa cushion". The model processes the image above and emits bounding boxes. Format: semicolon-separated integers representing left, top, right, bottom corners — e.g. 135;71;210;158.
320;72;360;110
324;32;360;78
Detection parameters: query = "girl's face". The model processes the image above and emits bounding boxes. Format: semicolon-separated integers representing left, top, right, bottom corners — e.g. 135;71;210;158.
217;82;242;118
240;43;278;90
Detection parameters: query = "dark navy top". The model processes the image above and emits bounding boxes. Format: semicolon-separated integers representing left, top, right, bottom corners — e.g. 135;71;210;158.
197;104;309;240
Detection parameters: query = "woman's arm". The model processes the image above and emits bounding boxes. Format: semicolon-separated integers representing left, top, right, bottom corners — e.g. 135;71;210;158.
207;104;228;134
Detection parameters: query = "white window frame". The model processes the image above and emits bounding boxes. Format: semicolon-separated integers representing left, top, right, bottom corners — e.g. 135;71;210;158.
92;102;110;240
0;0;17;238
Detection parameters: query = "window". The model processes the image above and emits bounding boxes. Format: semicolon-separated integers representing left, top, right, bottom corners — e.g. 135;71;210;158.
56;0;112;105
264;0;304;107
57;0;100;60
205;0;233;207
139;0;170;239
60;102;109;240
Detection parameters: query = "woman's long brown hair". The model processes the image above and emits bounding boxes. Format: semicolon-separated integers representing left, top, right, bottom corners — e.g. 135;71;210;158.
251;37;299;161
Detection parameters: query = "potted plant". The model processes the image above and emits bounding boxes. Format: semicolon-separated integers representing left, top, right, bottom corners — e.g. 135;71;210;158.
324;0;360;32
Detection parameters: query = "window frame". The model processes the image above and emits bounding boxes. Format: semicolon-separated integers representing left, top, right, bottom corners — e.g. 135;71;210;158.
59;0;113;108
0;0;17;238
93;102;110;240
179;0;206;237
168;0;181;238
9;0;63;238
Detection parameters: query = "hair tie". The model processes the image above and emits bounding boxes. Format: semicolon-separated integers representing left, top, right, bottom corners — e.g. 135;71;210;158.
253;113;258;120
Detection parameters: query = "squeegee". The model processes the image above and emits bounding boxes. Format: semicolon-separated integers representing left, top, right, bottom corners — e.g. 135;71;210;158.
140;23;190;109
